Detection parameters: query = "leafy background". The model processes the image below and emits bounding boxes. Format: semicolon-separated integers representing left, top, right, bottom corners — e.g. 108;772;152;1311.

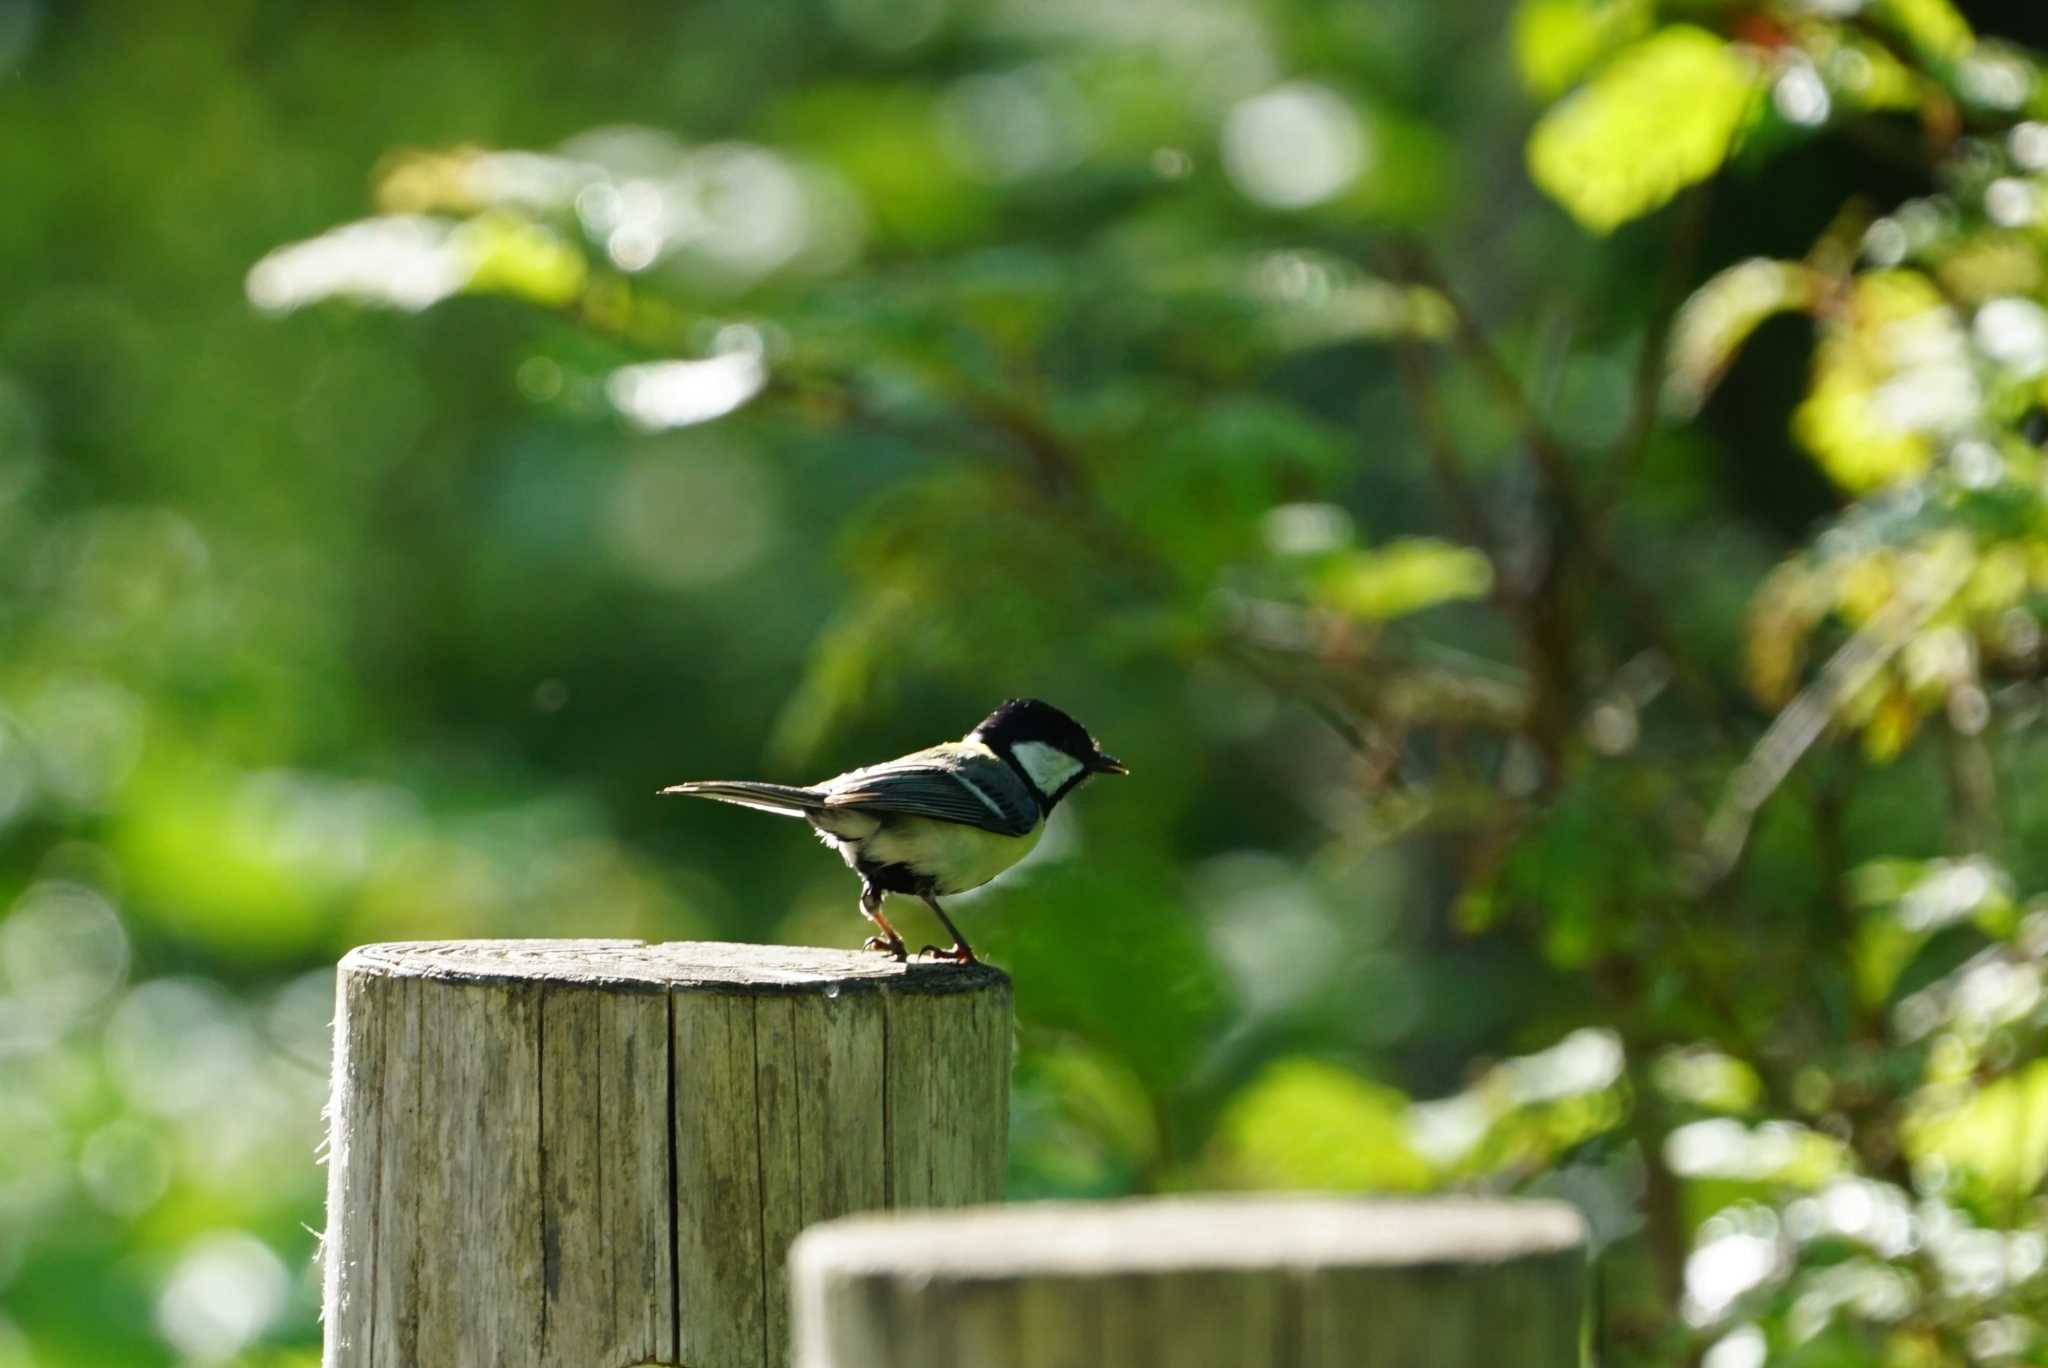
11;0;2048;1362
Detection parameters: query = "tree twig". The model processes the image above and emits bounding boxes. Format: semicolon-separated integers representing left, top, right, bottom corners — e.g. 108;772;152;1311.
1944;722;2003;860
1605;183;1714;501
1389;323;1502;559
1692;546;1972;888
1386;237;1732;731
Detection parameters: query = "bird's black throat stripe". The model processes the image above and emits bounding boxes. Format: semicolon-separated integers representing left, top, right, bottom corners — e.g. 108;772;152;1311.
991;747;1054;812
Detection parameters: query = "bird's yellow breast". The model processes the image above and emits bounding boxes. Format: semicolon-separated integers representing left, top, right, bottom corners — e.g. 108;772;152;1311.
855;813;1044;894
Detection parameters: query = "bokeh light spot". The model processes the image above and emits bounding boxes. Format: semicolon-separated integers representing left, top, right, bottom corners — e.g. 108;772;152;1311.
24;675;144;810
0;881;128;1043
79;1119;172;1217
607;326;767;431
1975;296;2048;374
1772;60;1830;127
105;979;256;1119
605;441;778;588
154;1232;289;1363
245;217;468;314
1221;83;1367;210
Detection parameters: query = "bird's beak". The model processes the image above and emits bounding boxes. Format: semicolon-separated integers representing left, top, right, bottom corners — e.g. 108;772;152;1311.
1091;752;1129;776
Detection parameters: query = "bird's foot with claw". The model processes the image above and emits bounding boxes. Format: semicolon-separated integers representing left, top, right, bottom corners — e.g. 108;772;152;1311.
862;934;909;962
919;943;977;965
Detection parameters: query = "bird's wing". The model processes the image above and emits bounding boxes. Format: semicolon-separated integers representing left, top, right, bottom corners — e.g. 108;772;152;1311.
821;745;1040;837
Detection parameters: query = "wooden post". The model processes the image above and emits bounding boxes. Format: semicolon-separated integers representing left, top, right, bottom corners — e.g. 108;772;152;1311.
790;1195;1587;1367
320;939;1011;1368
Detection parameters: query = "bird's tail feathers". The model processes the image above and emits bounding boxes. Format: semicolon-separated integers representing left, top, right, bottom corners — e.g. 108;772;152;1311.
658;780;827;818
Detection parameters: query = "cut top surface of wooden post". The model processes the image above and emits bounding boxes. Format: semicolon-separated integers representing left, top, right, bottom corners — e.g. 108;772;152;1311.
795;1194;1585;1273
791;1195;1588;1368
321;939;1011;1368
340;937;1009;993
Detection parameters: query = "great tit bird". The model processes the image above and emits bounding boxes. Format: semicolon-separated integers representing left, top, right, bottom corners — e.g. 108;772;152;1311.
660;698;1126;964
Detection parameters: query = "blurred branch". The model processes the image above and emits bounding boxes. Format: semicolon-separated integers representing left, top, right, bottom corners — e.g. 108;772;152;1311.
811;359;1529;773
1626;1061;1688;1315
1225;600;1529;732
964;389;1089;502
1388;323;1501;559
1694;550;1972;888
1810;760;1854;944
1225;640;1378;759
1384;239;1732;735
1381;247;1575;771
1604;183;1713;498
793;368;1185;600
1944;723;2003;859
1386;238;1590;521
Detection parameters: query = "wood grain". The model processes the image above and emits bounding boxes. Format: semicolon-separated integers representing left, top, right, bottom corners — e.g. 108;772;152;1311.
322;940;1011;1368
790;1196;1588;1368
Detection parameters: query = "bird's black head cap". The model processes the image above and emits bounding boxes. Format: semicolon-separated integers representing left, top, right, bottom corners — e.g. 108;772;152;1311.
971;697;1127;794
973;697;1094;756
970;700;1130;806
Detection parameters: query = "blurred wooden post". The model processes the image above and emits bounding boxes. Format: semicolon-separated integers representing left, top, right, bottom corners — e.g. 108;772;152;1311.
790;1195;1587;1368
319;939;1011;1368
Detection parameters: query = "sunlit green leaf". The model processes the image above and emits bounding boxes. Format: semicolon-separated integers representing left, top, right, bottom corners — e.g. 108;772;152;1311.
1793;271;1956;493
1873;0;1975;66
1009;1040;1163;1196
112;766;338;961
457;213;589;309
1823;26;1926;113
772;84;995;250
1312;538;1493;620
1526;26;1760;233
1853;914;1928;1008
1904;1059;2048;1197
1745;561;1827;708
1205;1058;1433;1191
1031;1041;1161;1169
1665;259;1822;417
1849;857;2017;1004
1511;0;1652;99
1654;1046;1764;1114
1413;1029;1631;1176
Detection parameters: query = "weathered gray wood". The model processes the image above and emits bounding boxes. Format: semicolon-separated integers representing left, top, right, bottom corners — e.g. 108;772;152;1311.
674;988;765;1367
539;977;671;1365
319;959;381;1359
369;975;421;1368
790;1196;1587;1368
322;939;1011;1368
415;981;543;1366
756;995;806;1362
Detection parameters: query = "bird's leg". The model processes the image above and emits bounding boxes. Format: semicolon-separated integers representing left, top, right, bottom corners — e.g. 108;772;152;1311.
858;885;908;961
917;892;977;965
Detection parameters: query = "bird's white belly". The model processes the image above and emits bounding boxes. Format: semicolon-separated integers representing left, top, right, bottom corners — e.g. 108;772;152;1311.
822;813;1043;894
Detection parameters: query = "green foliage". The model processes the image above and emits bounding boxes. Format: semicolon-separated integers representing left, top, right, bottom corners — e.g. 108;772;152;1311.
1203;1057;1433;1191
16;0;2048;1364
1311;538;1496;622
1876;0;1977;67
1664;258;1824;418
1526;26;1759;233
1513;0;1655;100
1796;271;1956;495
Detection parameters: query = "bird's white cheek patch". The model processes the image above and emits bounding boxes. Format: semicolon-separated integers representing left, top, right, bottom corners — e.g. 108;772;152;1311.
1010;741;1084;795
